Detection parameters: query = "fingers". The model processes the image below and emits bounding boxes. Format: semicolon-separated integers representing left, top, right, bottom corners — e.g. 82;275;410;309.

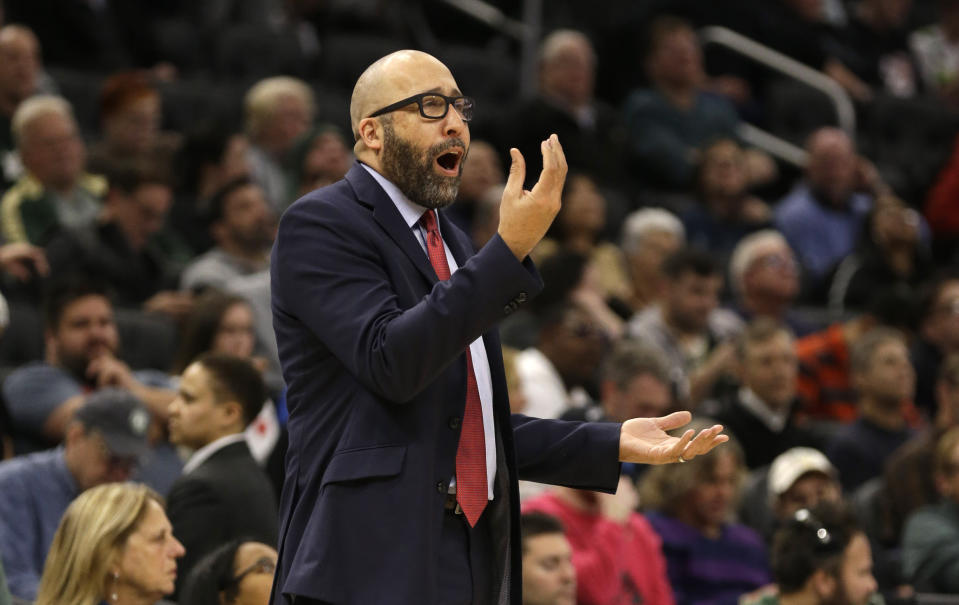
532;134;567;195
655;410;692;431
680;425;729;461
503;148;526;198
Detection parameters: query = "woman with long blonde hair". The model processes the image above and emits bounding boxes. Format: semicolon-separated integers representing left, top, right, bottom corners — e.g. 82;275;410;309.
35;482;184;605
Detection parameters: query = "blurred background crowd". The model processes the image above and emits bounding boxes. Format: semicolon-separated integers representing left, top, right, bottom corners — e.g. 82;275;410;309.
2;0;959;604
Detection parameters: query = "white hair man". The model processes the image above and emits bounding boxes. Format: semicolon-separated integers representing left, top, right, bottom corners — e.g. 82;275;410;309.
620;207;685;312
729;229;809;335
1;95;106;245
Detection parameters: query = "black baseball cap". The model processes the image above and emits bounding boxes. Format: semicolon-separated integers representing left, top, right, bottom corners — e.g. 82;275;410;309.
74;388;151;458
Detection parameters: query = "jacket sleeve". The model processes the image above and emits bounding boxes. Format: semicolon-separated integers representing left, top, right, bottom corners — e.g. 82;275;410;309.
272;198;542;403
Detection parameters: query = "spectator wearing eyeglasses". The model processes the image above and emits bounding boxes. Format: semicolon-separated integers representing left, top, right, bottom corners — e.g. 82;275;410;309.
0;389;151;602
901;425;959;592
742;502;877;605
165;353;278;598
728;231;813;338
179;539;278;605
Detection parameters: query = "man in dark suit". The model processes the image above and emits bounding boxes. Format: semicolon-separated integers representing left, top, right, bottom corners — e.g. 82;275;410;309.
270;49;727;604
166;352;278;597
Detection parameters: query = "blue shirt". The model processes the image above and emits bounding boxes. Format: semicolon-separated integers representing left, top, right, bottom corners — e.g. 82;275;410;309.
774;183;872;283
0;448;78;600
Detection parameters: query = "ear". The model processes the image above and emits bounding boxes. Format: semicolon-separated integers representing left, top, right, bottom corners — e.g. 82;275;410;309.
811;568;837;600
220;400;244;429
357;117;383;152
64;422;85;447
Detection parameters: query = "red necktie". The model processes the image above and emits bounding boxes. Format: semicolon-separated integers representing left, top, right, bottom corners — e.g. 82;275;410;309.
420;209;487;526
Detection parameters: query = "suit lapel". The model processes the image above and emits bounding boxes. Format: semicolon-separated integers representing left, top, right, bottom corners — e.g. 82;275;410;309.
345;163;437;285
437;209;474;269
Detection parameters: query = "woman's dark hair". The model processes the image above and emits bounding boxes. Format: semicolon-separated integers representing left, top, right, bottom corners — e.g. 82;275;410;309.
172;289;249;373
771;502;861;594
174;121;238;194
178;539;245;605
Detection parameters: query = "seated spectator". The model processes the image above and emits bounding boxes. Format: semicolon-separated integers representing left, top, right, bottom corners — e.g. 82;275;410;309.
831;0;919;98
2;279;176;455
171;122;252;255
704;319;820;470
827;328;917;491
515;301;605;419
287;124;352;203
0;25;46;185
728;230;812;337
243;76;315;211
739;447;843;542
172;290;282;465
623;16;773;190
796;285;917;425
621;208;685;314
86;71;180;177
179;539;278;605
563;339;673;424
829;194;932;315
524;476;675;605
910;0;959;108
901;425;959;592
535;172;631;304
445;139;502;237
520;512;577;605
166;353;278;596
1;95;106;246
34;482;185;605
742;502;877;605
495;29;623;191
682;139;773;260
883;353;959;551
913;273;959;414
0;389;150;601
775;128;883;294
640;427;771;605
629;247;743;406
180;177;275;293
44;160;192;316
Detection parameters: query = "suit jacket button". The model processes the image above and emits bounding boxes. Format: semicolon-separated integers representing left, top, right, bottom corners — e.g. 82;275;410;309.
517;292;527;303
448;416;461;429
436;481;446;493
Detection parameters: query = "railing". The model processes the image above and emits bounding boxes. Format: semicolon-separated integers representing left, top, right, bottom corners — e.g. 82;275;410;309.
699;25;857;165
434;0;540;98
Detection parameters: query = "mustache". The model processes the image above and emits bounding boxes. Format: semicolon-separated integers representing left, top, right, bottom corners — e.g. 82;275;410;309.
429;138;467;156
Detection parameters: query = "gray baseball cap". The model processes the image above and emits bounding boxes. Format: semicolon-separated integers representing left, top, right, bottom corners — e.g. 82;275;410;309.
74;388;151;458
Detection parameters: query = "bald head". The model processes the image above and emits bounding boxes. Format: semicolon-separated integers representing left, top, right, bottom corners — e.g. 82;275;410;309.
350;50;457;142
0;25;40;113
805;128;858;206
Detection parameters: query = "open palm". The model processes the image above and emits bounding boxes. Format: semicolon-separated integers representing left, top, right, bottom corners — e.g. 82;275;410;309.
619;411;728;465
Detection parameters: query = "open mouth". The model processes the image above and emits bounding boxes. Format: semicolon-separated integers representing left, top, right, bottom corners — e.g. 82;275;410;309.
435;149;463;176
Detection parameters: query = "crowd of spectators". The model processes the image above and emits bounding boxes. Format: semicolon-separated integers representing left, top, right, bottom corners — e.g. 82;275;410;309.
2;0;959;604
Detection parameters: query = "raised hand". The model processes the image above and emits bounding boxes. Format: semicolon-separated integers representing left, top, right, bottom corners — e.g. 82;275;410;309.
619;411;728;465
497;133;568;260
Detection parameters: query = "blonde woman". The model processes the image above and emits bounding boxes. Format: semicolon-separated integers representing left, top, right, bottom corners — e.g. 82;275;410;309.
35;483;185;605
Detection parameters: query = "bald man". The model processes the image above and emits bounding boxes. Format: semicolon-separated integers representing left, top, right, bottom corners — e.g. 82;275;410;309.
270;50;726;604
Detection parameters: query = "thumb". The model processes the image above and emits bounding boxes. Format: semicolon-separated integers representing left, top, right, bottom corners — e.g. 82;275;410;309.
655;410;692;432
503;148;526;198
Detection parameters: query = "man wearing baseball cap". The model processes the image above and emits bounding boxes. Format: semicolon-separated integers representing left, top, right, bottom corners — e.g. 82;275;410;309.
0;388;150;601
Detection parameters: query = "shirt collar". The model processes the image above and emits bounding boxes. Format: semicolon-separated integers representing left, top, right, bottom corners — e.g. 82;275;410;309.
182;433;247;475
738;387;790;432
361;163;432;229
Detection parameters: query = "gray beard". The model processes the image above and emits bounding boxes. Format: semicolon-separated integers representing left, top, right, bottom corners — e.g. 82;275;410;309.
380;120;464;210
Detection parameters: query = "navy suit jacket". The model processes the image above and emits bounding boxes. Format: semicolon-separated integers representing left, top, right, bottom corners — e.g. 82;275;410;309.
270;162;621;604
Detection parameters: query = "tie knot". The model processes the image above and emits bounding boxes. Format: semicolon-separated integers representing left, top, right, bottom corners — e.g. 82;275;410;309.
420;209;439;234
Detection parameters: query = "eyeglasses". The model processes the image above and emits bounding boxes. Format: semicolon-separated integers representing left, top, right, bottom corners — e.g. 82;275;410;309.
230;557;276;586
367;92;474;122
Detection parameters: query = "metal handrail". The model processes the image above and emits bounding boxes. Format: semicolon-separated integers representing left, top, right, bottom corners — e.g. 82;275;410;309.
434;0;540;98
699;25;856;136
